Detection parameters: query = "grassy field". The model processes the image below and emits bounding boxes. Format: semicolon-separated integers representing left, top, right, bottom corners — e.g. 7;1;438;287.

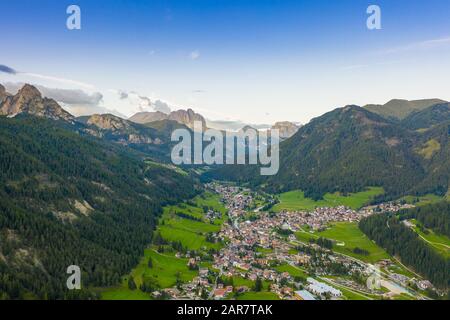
236;291;280;300
409;220;450;258
158;192;227;250
274;264;308;279
100;287;152;300
272;187;384;212
255;246;274;254
101;249;199;300
101;192;228;299
398;194;444;206
295;222;390;263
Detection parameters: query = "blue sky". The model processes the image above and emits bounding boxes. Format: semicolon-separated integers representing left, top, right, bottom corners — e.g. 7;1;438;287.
1;0;450;125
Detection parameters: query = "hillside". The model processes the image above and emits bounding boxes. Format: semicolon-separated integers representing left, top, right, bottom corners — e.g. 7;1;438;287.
204;105;449;200
77;114;182;161
401;103;450;131
0;83;74;121
364;99;447;120
0;114;198;299
129;108;206;129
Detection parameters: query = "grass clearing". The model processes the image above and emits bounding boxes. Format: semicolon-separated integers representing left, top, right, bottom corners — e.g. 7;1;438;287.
158;192;226;250
399;194;444;206
409;220;450;258
295;222;390;263
236;291;280;300
273;187;384;212
416;139;440;159
101;249;198;299
274;264;308;279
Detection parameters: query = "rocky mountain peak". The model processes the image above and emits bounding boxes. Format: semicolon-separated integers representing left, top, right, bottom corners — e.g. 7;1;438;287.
130;108;206;130
87;113;131;131
129;111;168;124
17;84;42;100
272;121;301;139
0;83;73;121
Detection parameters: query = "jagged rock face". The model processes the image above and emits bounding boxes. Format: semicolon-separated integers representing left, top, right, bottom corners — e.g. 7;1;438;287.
0;84;8;105
272;121;300;139
130;108;206;129
168;108;206;129
87;114;131;131
129;111;168;124
85;113;160;145
0;84;74;121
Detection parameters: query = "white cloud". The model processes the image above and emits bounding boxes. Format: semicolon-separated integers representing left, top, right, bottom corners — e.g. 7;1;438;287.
189;50;200;60
380;36;450;55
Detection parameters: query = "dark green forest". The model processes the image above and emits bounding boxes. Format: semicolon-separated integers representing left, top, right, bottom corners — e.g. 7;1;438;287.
0;115;198;299
204;104;449;201
359;213;449;289
399;202;450;238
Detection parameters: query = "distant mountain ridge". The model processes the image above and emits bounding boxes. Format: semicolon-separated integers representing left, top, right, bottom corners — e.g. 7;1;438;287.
205;104;450;200
401;103;450;130
130;108;206;129
364;98;447;120
0;84;73;121
0;84;191;161
271;121;301;139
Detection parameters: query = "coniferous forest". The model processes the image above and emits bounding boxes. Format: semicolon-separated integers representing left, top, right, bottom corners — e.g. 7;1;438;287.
0;116;198;299
359;210;450;289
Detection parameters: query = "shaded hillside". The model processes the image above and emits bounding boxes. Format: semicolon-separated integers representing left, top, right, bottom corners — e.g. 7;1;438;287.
76;114;181;161
364;99;447;120
401;103;450;131
204;105;449;200
0;115;198;299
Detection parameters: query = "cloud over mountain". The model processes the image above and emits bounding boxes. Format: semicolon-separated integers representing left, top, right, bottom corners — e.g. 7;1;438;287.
0;64;17;75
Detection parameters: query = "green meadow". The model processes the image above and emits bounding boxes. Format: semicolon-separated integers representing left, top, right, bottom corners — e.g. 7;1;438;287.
101;248;200;300
158;192;227;250
101;191;227;299
274;264;308;279
236;291;280;300
272;187;384;212
398;194;444;206
295;222;390;263
409;220;450;258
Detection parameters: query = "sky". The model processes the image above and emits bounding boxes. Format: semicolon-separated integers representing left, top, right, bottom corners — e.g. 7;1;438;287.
1;0;450;126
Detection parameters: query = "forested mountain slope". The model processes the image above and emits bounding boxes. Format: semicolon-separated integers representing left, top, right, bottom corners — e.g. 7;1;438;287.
0;115;198;299
204;105;449;200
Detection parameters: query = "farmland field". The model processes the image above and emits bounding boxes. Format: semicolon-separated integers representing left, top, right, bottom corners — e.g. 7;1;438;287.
295;222;390;263
236;291;280;300
101;191;228;299
274;264;308;279
409;220;450;258
398;194;444;206
158;192;227;250
101;248;199;299
272;187;384;212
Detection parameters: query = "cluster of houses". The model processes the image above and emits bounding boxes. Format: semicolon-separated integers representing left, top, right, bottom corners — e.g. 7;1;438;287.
157;183;428;300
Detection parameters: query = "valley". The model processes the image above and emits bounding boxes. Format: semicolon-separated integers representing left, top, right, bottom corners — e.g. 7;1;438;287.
0;84;448;301
100;182;445;300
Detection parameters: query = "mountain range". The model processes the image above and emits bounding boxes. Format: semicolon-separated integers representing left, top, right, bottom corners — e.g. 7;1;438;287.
1;83;449;298
364;98;448;120
0;84;199;299
205;102;450;201
129;108;207;129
